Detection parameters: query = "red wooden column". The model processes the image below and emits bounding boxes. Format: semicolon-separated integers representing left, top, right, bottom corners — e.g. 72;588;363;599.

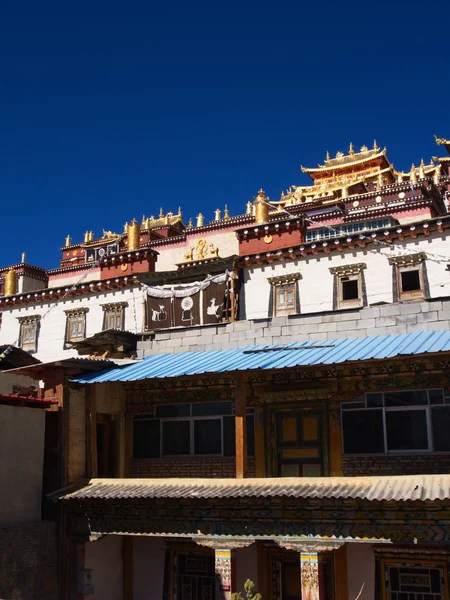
235;373;247;478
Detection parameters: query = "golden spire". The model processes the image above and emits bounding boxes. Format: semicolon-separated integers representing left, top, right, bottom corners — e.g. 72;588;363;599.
196;213;204;228
224;205;230;221
159;207;164;218
373;139;379;150
246;201;253;215
325;151;331;163
21;252;26;264
123;222;128;234
187;217;193;228
348;142;354;155
254;189;270;224
410;164;418;184
127;218;141;250
418;159;425;179
178;206;182;217
214;208;221;221
65;235;71;247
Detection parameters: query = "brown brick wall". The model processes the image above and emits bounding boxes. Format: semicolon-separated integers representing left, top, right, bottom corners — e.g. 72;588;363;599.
132;457;256;478
343;454;450;476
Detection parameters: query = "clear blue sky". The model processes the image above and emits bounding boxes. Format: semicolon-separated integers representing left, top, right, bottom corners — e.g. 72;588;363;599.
1;1;449;269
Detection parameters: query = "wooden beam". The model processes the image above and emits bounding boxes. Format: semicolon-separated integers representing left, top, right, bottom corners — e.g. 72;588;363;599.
254;407;265;477
235;373;247;479
86;387;98;479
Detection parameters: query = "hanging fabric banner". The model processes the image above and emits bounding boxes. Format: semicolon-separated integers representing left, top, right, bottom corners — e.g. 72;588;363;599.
202;280;228;324
173;291;201;327
147;296;172;329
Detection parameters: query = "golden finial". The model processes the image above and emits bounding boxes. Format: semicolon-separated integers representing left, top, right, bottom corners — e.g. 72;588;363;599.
429;158;435;166
224;205;230;221
159;207;164;218
410;164;418;184
89;231;94;242
127;219;141;250
178;206;182;216
187;217;193;228
214;208;221;221
348;142;354;155
325;151;330;163
84;231;89;243
196;213;204;228
246;201;253;215
335;151;344;159
21;252;26;263
373;139;379;150
360;145;368;152
418;159;425;179
434;164;441;184
123;222;128;234
65;235;71;247
254;189;269;224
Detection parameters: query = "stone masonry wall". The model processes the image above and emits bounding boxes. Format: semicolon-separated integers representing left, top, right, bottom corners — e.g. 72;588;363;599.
138;298;450;356
343;454;450;477
0;521;57;600
132;457;255;478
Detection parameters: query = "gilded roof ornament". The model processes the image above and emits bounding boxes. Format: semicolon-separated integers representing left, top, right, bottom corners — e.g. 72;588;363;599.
335;151;344;159
373;139;379;150
325;151;331;163
348;142;354;155
360;145;368;152
65;235;72;247
159;207;164;218
224;205;230;221
187;217;193;228
434;135;450;145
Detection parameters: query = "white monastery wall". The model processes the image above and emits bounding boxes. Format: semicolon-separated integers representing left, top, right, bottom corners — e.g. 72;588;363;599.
0;404;45;523
20;274;47;293
154;229;239;272
0;285;146;363
244;231;450;320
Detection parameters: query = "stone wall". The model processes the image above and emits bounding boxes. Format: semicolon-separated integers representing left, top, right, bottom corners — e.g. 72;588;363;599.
0;521;57;600
132;457;255;478
138;298;450;356
343;454;450;477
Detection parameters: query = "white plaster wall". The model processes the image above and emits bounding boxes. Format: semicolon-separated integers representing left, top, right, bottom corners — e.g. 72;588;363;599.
346;543;375;600
0;404;45;523
154;229;239;272
20;274;47;293
0;285;146;363
133;536;166;600
244;231;450;319
85;535;123;600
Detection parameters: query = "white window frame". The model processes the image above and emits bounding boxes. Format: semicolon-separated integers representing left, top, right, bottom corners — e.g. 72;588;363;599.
341;389;450;456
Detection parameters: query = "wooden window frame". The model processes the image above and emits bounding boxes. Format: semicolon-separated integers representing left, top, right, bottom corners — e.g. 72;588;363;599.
102;302;127;331
64;308;88;346
18;315;41;353
397;263;425;301
330;263;366;310
268;273;300;317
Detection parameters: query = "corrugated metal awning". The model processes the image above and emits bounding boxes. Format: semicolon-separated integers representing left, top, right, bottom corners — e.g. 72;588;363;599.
71;330;450;384
59;474;450;503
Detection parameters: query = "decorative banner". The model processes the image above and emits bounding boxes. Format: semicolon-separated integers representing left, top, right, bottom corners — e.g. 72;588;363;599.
147;296;171;329
203;280;227;324
173;293;201;327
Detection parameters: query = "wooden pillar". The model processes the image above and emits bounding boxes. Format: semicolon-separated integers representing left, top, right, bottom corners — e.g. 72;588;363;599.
86;387;97;478
333;545;348;600
215;548;236;600
123;537;133;600
235;373;247;478
329;404;342;477
300;552;320;600
124;414;134;477
254;407;265;477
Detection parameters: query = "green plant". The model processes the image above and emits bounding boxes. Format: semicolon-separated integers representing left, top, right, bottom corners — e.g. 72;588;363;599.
231;579;262;600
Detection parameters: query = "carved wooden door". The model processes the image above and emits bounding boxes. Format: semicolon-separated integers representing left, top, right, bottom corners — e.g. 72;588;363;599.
276;411;323;477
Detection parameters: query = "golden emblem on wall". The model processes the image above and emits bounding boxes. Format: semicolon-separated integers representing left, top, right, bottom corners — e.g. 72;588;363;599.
183;238;220;263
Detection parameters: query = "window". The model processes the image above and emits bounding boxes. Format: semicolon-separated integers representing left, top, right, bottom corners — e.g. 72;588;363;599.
342;389;450;455
268;273;300;317
18;315;40;353
102;302;127;330
330;263;366;309
64;308;88;345
389;253;426;301
133;402;255;458
305;217;396;242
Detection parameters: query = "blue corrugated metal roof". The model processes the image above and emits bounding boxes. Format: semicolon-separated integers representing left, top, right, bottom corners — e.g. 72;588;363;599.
71;330;450;384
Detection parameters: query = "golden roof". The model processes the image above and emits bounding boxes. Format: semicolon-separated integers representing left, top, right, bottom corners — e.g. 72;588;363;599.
142;208;185;230
434;135;450;146
302;145;387;174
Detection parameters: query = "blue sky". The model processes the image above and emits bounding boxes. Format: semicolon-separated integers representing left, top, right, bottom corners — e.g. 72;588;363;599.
1;1;449;268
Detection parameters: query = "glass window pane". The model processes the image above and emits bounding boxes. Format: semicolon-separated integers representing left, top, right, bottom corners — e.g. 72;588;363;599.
432;406;450;451
281;464;299;477
156;404;190;418
429;389;444;404
278;292;285;306
162;421;190;455
194;419;221;454
287;291;294;306
367;393;383;408
342;409;384;454
192;402;232;416
133;419;160;458
386;410;428;451
385;391;428;407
